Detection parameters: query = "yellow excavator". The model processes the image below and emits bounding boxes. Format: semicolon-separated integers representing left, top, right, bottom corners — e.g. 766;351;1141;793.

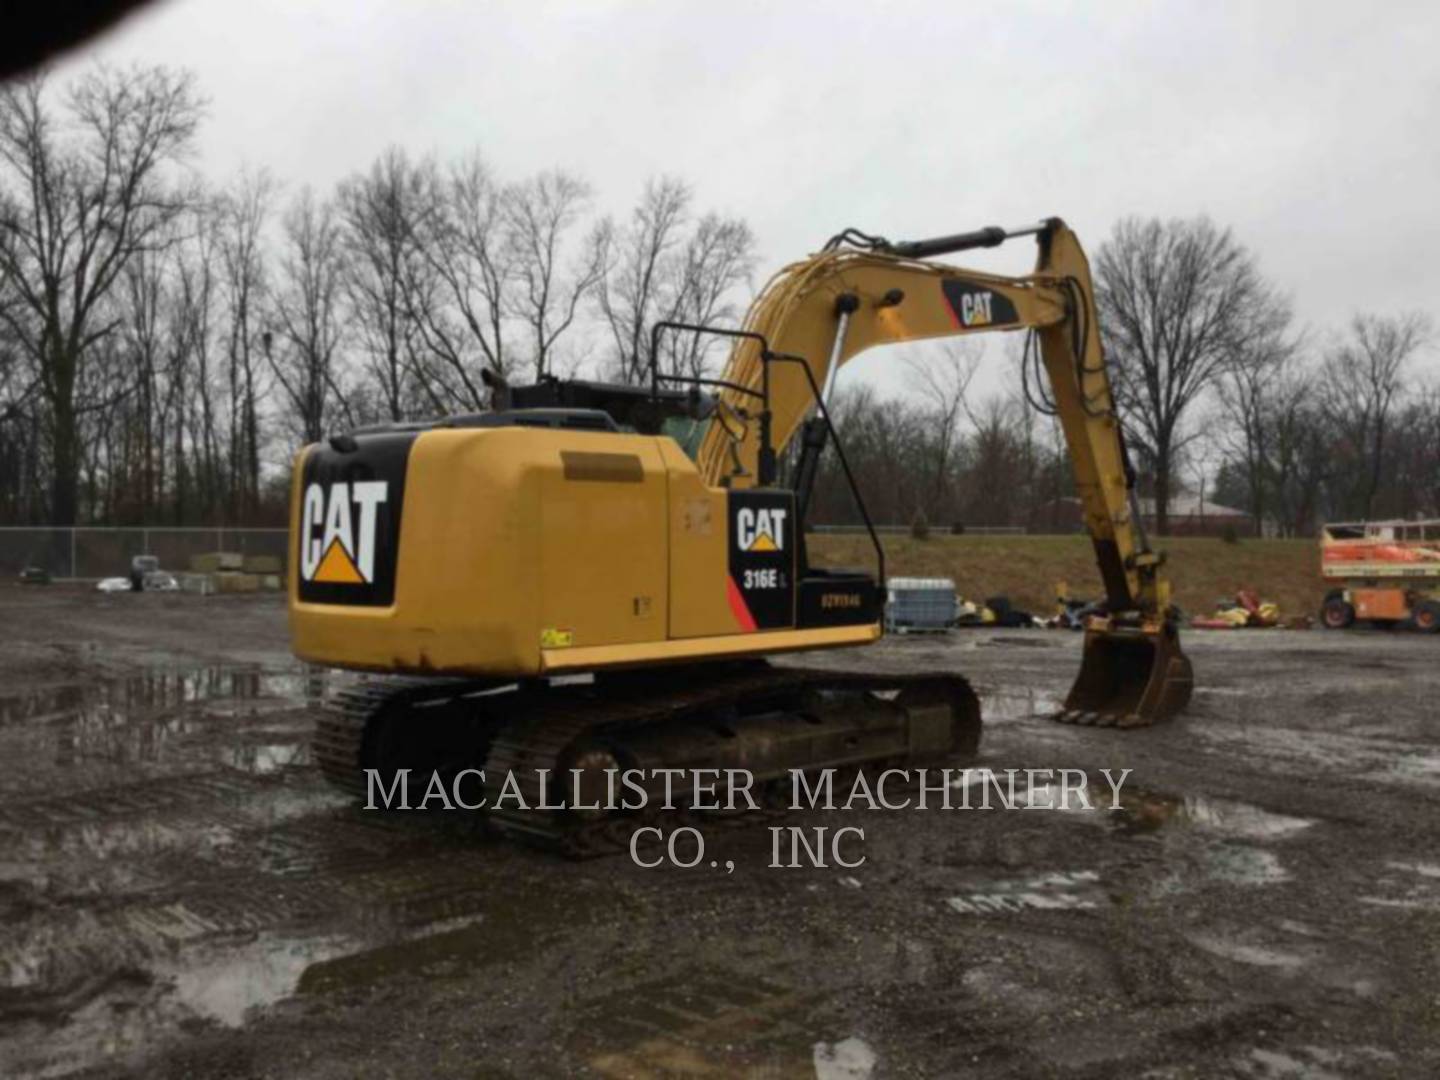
290;217;1192;853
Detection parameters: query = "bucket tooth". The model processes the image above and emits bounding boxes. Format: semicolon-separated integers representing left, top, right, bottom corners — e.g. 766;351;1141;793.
1058;621;1194;729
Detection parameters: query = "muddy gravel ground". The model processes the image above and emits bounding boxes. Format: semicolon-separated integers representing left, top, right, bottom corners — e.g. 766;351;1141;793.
1;585;1438;1079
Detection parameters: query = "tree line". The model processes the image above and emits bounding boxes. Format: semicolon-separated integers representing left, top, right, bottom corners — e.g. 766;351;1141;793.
2;65;1435;534
0;66;754;526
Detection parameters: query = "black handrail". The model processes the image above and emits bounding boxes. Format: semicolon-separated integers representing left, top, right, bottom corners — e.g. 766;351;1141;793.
765;352;885;592
650;320;775;483
648;321;769;402
648;320;885;590
652;372;764;401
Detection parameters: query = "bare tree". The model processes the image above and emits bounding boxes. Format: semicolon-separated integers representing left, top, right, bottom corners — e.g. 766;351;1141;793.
0;66;202;523
905;341;981;518
959;394;1035;526
1095;216;1280;534
1409;385;1440;517
404;154;511;409
216;167;274;518
661;213;756;379
1215;301;1299;532
596;176;691;383
1267;371;1328;536
503;169;604;382
118;243;171;517
270;187;350;443
171;206;220;522
338;147;436;421
1319;312;1432;518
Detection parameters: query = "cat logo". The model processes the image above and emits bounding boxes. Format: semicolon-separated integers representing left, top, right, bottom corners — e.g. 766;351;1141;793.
941;280;1019;331
957;289;995;327
737;506;787;553
300;481;388;584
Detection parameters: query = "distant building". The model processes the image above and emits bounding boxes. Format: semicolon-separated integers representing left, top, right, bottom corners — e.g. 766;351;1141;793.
1032;495;1255;537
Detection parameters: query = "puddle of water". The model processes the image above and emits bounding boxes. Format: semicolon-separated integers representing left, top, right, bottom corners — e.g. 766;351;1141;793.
1239;1047;1344;1080
0;911;493;1079
576;969;815;1078
995;775;1317;845
977;689;1066;723
1387;860;1440;879
1201;724;1440;791
814;1036;877;1080
975;636;1057;649
0;667;321;727
1233;1044;1398;1080
1164;796;1313;840
946;868;1105;915
1205;846;1291;886
1359;894;1440;911
166;931;357;1026
1104;790;1315;840
0;664;329;777
2;867;551;1075
1384;752;1440;784
298;916;506;995
168;908;496;1028
1189;933;1308;969
1359;860;1440;910
221;742;312;775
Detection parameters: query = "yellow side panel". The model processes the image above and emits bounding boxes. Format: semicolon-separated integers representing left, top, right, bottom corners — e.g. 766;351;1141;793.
399;429;543;671
538;439;669;649
659;441;737;639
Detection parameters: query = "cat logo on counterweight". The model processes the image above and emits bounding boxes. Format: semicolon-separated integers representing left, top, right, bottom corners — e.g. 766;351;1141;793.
736;506;787;553
300;481;389;584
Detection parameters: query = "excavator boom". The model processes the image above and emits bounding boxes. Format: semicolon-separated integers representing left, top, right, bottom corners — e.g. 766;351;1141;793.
693;217;1193;727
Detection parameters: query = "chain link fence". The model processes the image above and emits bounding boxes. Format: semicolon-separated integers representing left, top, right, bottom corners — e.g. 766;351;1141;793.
810;524;1027;536
0;528;288;580
3;522;1026;580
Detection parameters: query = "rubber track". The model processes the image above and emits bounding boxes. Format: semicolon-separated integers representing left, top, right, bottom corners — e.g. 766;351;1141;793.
314;676;501;798
484;667;976;857
314;666;977;857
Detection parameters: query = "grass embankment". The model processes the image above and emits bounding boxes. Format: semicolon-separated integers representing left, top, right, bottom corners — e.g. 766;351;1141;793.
807;533;1325;620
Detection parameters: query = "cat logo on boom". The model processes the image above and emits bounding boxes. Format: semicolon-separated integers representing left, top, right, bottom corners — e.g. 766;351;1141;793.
941;280;1019;331
300;481;388;584
737;506;787;553
958;289;995;327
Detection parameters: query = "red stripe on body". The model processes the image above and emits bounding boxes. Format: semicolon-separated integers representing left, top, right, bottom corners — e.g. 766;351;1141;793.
726;575;758;632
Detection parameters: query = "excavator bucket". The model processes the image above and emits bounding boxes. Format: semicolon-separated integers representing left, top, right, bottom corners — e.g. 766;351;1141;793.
1055;621;1193;728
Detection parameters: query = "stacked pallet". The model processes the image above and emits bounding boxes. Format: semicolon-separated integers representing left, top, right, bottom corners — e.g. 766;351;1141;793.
186;552;285;593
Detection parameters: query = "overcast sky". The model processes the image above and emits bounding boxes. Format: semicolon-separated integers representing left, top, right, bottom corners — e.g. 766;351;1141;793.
50;0;1440;399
